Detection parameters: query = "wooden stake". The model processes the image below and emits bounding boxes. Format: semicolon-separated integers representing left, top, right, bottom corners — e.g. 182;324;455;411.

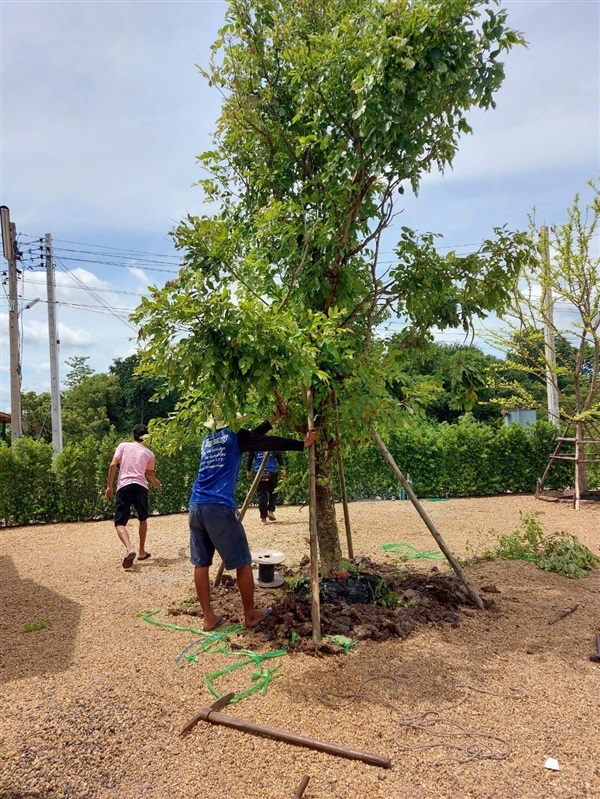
214;452;272;587
293;776;310;798
333;390;354;560
307;388;321;642
371;427;484;611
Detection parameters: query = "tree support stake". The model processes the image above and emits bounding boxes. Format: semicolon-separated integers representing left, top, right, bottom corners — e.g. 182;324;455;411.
371;427;484;610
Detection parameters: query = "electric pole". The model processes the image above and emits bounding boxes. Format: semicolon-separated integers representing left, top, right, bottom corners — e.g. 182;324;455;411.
541;225;560;425
1;206;23;441
45;234;63;454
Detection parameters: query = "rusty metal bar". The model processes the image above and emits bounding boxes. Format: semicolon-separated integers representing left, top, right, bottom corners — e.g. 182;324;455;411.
187;705;392;769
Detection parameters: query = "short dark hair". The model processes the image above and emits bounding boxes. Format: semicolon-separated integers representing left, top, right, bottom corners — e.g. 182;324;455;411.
133;424;148;441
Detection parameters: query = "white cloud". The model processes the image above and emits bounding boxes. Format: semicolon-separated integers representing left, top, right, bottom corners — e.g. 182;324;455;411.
1;0;598;413
127;266;151;288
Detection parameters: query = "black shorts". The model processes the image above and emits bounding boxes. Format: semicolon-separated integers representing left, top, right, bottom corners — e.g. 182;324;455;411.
114;483;149;526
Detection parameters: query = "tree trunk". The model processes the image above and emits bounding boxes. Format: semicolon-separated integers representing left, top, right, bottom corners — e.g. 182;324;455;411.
314;435;343;575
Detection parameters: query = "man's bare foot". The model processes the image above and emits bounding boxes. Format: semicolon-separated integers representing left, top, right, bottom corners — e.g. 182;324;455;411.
203;612;223;632
245;608;271;628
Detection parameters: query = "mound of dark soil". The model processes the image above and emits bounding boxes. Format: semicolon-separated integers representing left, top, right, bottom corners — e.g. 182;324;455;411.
168;557;494;655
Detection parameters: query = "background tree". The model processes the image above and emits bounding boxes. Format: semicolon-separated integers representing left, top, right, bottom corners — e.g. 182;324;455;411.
61;373;121;443
388;342;504;425
64;356;94;389
135;0;528;573
21;391;52;443
491;181;600;493
109;354;178;429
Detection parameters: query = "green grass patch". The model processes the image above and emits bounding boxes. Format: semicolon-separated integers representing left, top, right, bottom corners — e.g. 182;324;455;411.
21;619;52;633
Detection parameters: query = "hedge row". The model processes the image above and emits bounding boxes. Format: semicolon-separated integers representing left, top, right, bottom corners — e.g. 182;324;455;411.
0;418;576;528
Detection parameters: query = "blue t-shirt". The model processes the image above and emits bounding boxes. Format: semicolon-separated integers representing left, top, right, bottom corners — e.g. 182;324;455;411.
190;427;241;508
253;451;278;473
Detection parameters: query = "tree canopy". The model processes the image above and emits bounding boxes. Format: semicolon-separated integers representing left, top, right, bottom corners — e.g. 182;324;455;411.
134;0;528;572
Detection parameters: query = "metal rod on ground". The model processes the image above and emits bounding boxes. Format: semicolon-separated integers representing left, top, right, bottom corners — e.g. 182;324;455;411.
293;776;310;798
307;388;321;642
333;390;353;560
213;452;272;587
371;427;484;611
190;705;391;768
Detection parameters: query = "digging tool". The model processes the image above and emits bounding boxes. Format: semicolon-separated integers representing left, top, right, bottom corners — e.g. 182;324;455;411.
180;695;391;769
180;693;236;735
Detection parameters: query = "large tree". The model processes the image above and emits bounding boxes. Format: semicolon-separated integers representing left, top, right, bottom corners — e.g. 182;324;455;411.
135;0;528;573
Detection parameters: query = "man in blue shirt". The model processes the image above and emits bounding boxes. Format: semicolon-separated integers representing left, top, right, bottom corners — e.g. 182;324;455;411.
189;408;316;630
246;450;285;524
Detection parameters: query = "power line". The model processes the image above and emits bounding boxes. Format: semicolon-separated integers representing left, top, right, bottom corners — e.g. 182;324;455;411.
51;254;180;275
53;256;137;331
21;277;145;297
13;296;138;315
21;233;181;261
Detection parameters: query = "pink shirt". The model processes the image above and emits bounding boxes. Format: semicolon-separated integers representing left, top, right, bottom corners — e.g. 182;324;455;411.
114;442;155;491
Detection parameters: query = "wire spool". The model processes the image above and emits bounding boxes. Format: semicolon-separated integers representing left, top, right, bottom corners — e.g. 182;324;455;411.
251;549;285;588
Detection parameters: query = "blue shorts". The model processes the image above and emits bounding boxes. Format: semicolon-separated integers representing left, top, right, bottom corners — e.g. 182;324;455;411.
189;504;252;570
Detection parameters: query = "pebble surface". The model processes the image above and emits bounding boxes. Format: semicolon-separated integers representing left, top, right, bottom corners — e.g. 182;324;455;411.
1;495;600;798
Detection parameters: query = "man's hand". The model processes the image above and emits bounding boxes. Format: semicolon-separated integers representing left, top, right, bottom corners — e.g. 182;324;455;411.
246;471;252;479
281;469;287;480
153;480;163;490
104;487;113;501
303;427;317;448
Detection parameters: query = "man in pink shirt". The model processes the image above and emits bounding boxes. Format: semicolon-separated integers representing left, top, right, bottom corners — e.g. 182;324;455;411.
105;424;162;568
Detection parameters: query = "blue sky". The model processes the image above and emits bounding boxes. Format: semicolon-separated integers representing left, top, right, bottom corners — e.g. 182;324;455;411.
0;0;598;413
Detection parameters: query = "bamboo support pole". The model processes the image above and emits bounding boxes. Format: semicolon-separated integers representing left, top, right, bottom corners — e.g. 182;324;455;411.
307;388;321;642
214;452;272;587
371;427;484;611
192;705;391;768
333;390;354;560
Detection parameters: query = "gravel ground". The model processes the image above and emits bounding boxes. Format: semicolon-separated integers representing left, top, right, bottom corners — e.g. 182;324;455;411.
1;495;600;799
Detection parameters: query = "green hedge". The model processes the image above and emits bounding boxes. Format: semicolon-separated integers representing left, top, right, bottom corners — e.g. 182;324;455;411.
0;419;573;527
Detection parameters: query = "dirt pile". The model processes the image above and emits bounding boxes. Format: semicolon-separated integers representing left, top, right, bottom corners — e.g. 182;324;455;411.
168;558;492;654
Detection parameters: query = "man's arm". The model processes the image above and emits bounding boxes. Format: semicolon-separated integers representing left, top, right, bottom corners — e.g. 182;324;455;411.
145;469;162;490
104;458;119;500
238;425;317;454
246;451;254;478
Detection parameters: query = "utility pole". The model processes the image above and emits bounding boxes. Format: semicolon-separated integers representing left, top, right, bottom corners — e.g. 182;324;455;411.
0;206;22;441
45;234;63;454
541;225;560;425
